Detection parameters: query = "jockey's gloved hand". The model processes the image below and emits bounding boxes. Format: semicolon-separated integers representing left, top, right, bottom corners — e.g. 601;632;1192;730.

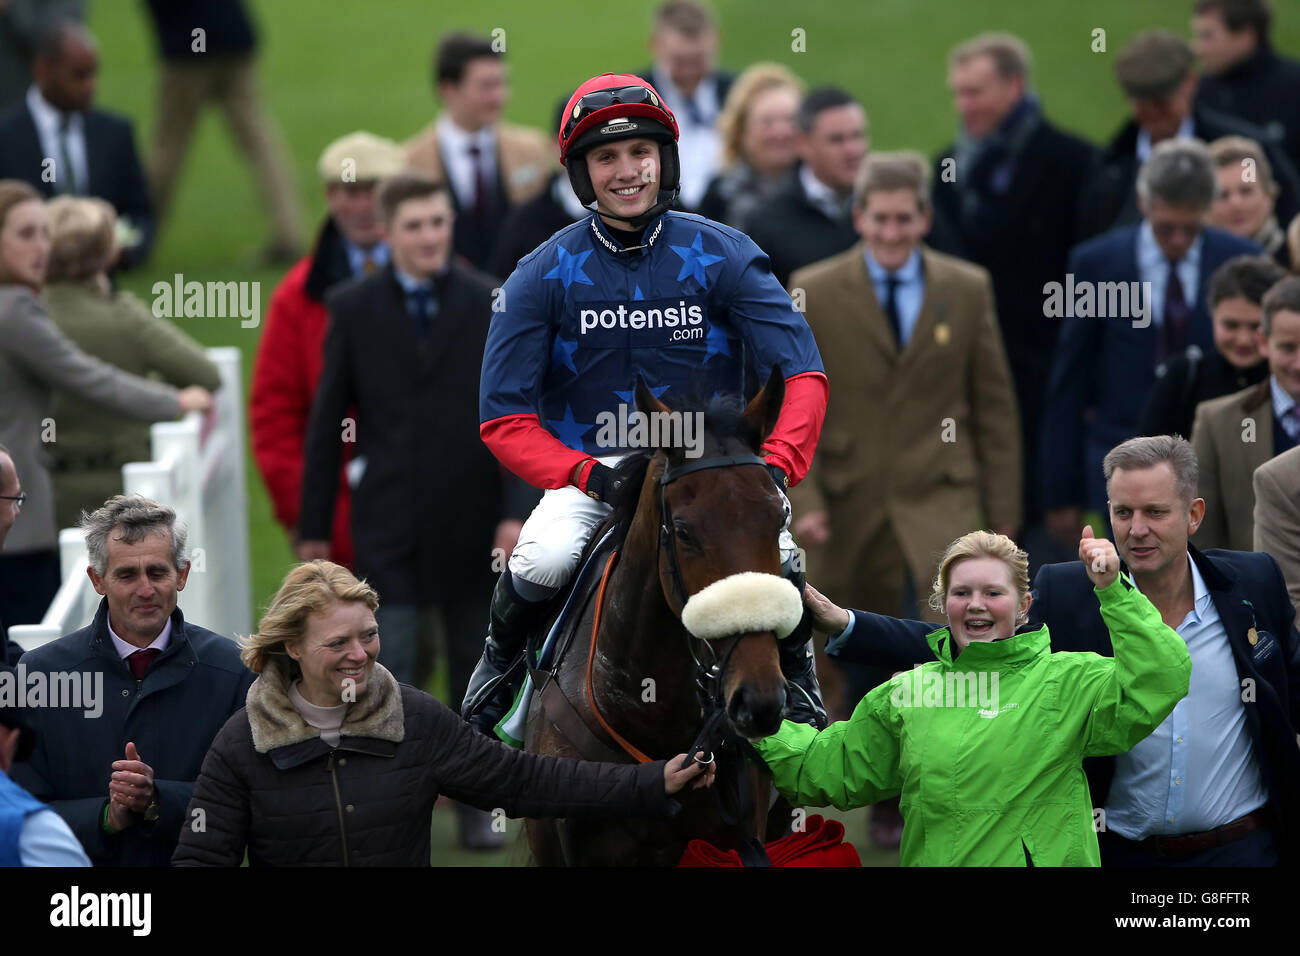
766;463;788;491
583;462;623;502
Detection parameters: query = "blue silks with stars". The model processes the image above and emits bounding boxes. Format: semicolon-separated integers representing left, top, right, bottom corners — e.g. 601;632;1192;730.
480;210;824;457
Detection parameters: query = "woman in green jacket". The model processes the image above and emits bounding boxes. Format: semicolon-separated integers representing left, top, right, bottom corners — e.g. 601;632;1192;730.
756;527;1191;866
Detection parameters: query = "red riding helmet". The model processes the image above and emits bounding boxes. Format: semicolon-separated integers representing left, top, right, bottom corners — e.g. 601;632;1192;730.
559;73;680;217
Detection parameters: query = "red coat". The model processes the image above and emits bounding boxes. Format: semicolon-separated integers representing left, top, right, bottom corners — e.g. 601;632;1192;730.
250;255;355;568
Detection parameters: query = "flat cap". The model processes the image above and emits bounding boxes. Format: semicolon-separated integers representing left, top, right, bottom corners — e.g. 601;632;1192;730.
317;131;406;185
1115;29;1195;100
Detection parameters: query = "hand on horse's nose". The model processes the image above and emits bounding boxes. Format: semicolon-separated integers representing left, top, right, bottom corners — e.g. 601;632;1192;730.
729;683;786;740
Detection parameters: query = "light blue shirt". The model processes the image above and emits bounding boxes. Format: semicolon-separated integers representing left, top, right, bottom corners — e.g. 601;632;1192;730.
1136;219;1202;328
864;247;924;349
343;239;389;278
1136;118;1195;163
19;808;91;866
1271;375;1299;441
1105;554;1268;839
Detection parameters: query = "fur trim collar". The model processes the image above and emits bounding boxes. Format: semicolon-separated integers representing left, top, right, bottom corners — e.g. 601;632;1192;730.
246;656;405;753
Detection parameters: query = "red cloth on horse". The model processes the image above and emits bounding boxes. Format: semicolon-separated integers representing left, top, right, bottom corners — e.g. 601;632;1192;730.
677;814;862;867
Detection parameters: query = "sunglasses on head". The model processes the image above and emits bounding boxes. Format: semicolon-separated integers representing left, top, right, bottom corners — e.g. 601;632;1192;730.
565;86;661;141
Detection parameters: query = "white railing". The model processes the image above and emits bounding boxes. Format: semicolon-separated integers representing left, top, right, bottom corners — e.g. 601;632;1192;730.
10;348;252;652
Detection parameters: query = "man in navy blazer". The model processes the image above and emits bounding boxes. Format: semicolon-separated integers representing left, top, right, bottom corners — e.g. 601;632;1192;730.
0;22;153;268
823;435;1300;866
1041;139;1258;538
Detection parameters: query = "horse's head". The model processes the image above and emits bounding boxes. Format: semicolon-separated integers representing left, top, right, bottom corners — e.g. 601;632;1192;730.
633;367;799;740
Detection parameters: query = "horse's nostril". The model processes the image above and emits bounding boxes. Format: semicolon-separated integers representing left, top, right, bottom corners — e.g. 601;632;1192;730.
729;685;786;737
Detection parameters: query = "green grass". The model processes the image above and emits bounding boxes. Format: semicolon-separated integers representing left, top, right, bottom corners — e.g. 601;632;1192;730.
83;0;1298;864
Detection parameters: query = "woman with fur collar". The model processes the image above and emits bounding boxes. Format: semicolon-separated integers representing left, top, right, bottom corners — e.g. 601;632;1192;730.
172;561;712;866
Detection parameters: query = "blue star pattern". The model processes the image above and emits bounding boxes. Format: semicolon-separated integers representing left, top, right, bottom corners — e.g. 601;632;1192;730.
670;232;725;288
613;384;670;403
551;336;579;374
547;404;593;448
704;322;732;360
542;246;595;289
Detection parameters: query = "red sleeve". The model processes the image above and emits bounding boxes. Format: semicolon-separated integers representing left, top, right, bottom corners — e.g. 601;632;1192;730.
250;277;311;529
761;371;827;487
480;413;591;490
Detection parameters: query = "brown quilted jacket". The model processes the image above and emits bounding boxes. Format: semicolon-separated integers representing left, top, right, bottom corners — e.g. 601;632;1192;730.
171;659;675;866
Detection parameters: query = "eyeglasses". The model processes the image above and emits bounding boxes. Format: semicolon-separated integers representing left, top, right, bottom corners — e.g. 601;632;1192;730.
564;86;661;141
0;491;25;511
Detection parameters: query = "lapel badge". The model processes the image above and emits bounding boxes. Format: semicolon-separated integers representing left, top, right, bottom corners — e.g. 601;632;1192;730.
1247;626;1259;646
934;322;951;346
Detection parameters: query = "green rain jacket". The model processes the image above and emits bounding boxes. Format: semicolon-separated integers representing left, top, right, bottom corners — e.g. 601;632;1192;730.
756;574;1191;866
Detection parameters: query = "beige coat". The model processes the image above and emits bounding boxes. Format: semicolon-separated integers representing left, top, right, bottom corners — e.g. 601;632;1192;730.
403;119;554;207
1253;444;1300;621
1191;379;1277;552
788;243;1022;609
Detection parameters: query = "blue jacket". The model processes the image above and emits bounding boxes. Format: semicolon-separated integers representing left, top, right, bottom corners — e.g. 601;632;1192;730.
828;546;1300;860
0;769;48;866
479;210;824;461
1039;224;1259;514
11;600;253;866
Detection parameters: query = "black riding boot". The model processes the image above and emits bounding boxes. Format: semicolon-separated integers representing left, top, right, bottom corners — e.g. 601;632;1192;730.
461;573;548;736
779;555;828;729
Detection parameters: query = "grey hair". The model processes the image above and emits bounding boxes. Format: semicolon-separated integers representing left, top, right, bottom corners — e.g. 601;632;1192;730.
81;494;188;576
1136;138;1217;209
1103;435;1199;504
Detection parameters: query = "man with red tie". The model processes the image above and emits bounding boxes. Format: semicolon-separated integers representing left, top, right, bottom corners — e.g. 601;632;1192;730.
10;495;252;865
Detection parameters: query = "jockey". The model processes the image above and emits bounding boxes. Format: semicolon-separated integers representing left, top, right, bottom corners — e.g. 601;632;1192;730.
463;73;830;739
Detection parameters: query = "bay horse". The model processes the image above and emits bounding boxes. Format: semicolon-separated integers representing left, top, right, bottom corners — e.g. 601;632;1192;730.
523;368;801;866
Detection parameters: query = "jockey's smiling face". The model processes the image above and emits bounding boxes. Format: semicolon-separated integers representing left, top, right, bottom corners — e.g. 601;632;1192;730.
383;190;453;278
586;137;660;223
288;599;379;707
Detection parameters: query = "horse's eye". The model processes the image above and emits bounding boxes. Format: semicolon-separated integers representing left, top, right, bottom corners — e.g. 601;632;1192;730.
675;524;694;546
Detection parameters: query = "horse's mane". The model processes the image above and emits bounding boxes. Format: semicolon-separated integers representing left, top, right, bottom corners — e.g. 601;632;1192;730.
586;392;757;556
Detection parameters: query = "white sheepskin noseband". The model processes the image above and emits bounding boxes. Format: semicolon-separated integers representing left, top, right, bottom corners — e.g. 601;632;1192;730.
680;572;803;640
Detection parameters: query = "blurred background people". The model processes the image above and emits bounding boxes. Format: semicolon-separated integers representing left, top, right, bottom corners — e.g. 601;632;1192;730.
1192;273;1300;550
0;0;83;109
928;33;1095;564
251;131;407;571
0;444;26;665
404;32;552;272
1141;254;1282;438
637;0;733;211
696;62;802;228
1041;139;1258;536
1077;28;1300;239
142;0;304;264
1194;0;1300;173
0;21;154;268
1253;444;1300;620
42;195;220;531
742;86;867;286
0;180;210;628
1207;135;1289;263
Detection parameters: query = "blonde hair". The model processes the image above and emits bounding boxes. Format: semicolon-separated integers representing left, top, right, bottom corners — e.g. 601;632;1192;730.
928;530;1030;617
1208;134;1278;197
46;195;115;281
853;150;932;212
716;62;805;168
241;561;379;673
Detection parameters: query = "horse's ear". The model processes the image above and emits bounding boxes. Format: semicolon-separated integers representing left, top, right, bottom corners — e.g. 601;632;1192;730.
634;375;671;417
742;365;785;446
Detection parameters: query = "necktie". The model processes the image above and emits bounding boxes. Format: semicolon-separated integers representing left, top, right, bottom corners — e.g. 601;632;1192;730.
467;143;488;219
882;274;903;348
1162;260;1190;364
127;648;161;681
409;286;434;337
1286;405;1300;440
683;98;706;128
361;254;377;275
58;114;78;194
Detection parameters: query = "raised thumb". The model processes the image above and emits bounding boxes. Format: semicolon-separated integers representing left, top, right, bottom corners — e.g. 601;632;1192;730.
1081;525;1095;540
